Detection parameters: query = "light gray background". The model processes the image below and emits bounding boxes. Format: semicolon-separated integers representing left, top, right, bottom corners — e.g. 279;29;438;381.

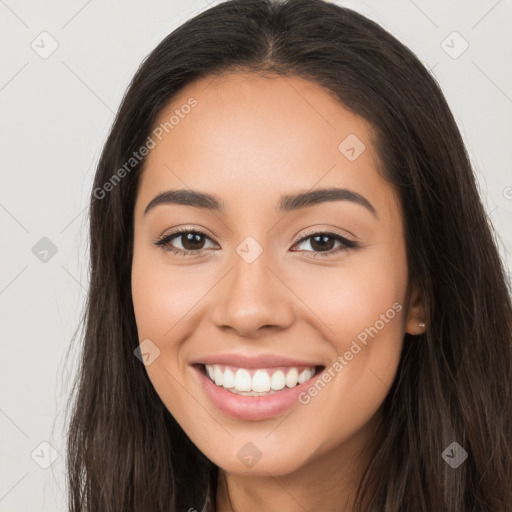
1;0;511;510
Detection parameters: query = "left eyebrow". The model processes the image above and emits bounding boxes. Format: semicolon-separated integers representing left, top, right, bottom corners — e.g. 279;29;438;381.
143;187;377;218
278;187;377;218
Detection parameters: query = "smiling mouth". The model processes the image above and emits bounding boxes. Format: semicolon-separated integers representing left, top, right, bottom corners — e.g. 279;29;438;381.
198;364;325;396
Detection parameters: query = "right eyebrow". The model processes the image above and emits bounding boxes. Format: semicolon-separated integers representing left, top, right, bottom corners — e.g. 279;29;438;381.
144;189;224;215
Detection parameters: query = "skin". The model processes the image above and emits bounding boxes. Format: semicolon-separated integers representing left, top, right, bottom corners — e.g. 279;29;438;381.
131;72;425;512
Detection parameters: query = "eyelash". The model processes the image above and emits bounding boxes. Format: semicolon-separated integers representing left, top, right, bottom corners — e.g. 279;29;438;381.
153;227;358;258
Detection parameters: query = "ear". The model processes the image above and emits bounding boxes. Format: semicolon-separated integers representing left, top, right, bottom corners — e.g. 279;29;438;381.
405;282;426;335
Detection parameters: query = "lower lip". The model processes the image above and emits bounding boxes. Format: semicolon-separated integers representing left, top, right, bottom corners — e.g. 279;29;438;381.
193;365;320;421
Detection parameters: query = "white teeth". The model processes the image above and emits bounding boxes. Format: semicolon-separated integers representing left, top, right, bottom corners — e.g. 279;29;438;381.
252;370;271;392
270;370;285;390
285;368;299;388
299;368;313;384
204;364;317;394
214;365;224;386
234;368;252;392
223;368;235;388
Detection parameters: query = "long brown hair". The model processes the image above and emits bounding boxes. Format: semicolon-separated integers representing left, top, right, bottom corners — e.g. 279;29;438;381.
65;0;512;510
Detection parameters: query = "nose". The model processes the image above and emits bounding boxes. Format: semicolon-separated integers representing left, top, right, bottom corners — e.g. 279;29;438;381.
209;246;295;338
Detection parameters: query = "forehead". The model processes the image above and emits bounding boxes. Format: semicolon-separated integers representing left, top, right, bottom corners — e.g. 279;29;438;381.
136;72;394;217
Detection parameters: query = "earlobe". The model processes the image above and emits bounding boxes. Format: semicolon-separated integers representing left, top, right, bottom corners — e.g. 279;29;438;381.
405;283;427;335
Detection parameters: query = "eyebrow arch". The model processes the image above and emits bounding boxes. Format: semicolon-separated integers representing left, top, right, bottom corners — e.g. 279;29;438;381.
279;187;377;217
144;187;377;217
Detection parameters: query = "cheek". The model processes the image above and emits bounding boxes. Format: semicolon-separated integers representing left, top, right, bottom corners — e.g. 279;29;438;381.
131;250;220;410
131;252;209;429
337;267;405;349
131;251;209;339
288;249;407;351
288;251;407;425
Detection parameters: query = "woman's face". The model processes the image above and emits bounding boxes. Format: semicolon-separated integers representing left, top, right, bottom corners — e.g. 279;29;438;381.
131;72;424;477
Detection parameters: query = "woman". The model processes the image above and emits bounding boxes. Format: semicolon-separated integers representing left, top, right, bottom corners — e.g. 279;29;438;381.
66;0;512;510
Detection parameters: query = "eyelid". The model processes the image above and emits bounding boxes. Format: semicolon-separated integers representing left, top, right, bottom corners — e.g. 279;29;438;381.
154;226;217;247
154;226;218;254
293;224;354;241
154;225;359;256
290;230;358;257
156;224;216;241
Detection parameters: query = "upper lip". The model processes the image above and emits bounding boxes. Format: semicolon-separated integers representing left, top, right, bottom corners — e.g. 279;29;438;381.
192;353;324;369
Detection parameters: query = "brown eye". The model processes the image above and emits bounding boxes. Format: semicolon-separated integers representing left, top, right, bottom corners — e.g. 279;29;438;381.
178;232;206;251
309;234;336;252
154;229;216;255
292;232;357;257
